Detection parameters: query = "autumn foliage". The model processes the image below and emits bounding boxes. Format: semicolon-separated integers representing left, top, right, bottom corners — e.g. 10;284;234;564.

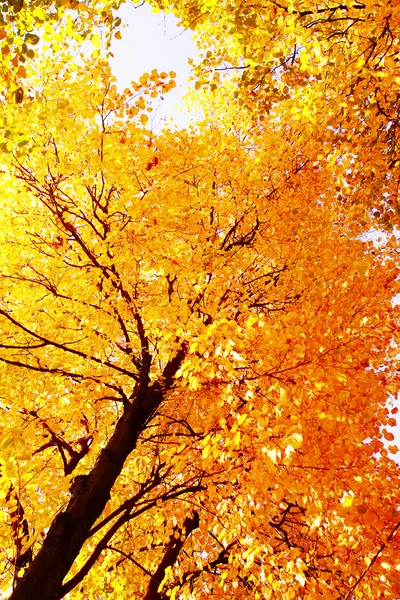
0;1;400;599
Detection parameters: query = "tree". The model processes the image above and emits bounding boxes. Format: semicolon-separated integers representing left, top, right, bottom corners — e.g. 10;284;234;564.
0;51;399;600
153;0;400;228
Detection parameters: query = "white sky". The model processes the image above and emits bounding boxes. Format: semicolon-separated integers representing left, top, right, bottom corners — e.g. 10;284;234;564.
110;2;197;129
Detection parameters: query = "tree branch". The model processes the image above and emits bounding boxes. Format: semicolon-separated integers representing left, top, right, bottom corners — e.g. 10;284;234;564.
143;512;200;600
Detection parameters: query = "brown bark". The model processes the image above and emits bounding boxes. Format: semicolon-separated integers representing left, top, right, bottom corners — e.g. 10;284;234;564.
143;512;200;600
10;347;186;600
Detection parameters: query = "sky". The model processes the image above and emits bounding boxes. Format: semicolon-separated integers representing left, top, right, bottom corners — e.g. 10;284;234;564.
110;2;197;130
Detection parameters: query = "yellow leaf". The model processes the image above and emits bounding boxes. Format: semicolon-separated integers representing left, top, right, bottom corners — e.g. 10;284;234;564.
343;494;353;508
90;34;102;49
237;413;247;425
202;445;211;459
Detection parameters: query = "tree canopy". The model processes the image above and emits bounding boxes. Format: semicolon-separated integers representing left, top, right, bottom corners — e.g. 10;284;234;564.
154;0;400;228
0;1;400;599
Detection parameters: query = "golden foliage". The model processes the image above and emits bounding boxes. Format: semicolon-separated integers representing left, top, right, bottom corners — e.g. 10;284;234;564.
153;0;400;227
0;2;399;599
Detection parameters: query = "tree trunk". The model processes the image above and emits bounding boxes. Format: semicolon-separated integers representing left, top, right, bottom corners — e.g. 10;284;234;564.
10;350;185;600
